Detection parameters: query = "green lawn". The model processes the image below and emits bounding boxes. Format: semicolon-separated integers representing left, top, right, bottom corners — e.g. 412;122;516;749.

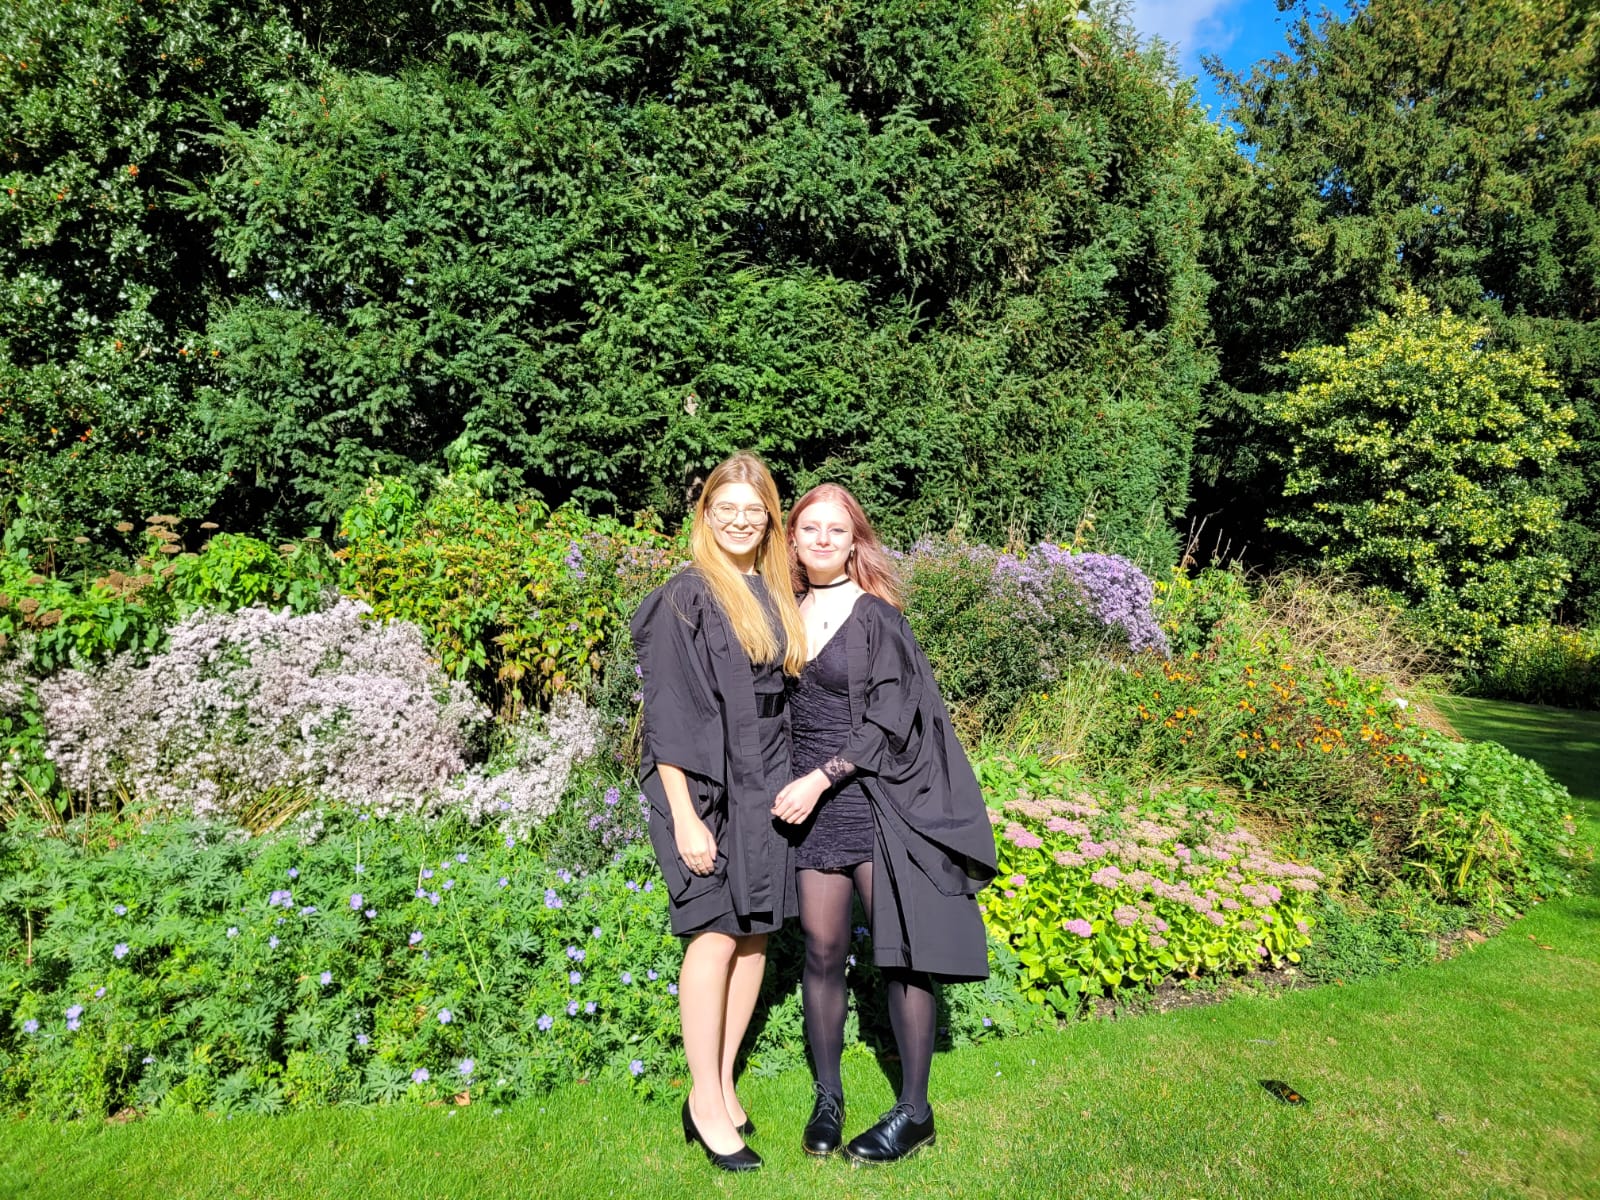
5;698;1597;1200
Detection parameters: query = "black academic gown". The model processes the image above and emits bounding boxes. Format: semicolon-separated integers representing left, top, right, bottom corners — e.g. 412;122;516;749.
840;596;998;982
631;568;798;935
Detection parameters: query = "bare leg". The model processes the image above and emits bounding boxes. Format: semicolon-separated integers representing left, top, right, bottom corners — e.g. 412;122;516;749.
679;930;745;1154
718;932;768;1127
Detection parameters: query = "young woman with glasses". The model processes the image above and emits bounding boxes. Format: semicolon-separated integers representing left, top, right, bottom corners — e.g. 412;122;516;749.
770;484;997;1164
629;452;807;1172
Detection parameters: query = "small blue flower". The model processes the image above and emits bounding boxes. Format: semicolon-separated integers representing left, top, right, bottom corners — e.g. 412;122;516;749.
643;880;654;892
498;877;509;888
569;971;582;985
421;868;434;880
22;1019;39;1034
442;879;454;891
300;906;317;916
459;1058;475;1076
412;1067;430;1083
591;926;602;938
354;863;365;875
113;904;127;916
544;889;562;909
438;1009;453;1025
356;1033;370;1046
537;1013;553;1031
667;983;678;995
567;1001;579;1016
365;908;377;919
320;971;332;987
504;834;515;849
94;987;106;998
226;927;239;939
428;892;441;906
584;1001;597;1014
287;868;299;879
350;894;364;910
409;931;423;946
557;869;573;884
269;936;280;950
414;887;427;899
620;972;632;985
647;969;658;981
625;881;639;892
113;943;129;960
456;853;469;864
629;1059;644;1077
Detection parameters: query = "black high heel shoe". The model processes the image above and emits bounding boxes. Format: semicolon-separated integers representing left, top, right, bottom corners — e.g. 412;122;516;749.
682;1097;763;1172
735;1116;756;1138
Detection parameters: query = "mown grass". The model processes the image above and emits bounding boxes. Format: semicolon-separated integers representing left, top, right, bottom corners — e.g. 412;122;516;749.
5;698;1597;1200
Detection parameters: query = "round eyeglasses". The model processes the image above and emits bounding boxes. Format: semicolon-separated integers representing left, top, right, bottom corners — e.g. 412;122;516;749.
708;503;770;525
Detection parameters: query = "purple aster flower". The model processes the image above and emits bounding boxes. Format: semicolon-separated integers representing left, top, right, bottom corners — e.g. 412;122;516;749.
412;1068;430;1084
537;1014;553;1031
320;971;332;986
438;1009;453;1025
643;880;654;892
409;931;423;946
269;935;280;949
604;787;621;807
22;1019;39;1034
113;904;127;916
350;894;364;910
459;1058;475;1076
544;889;562;909
287;868;298;879
629;1059;644;1077
625;880;639;892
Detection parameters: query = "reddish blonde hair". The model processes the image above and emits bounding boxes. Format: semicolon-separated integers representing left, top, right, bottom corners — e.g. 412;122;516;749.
786;484;904;609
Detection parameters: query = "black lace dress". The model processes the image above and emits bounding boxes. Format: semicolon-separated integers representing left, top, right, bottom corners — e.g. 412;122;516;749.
788;610;876;871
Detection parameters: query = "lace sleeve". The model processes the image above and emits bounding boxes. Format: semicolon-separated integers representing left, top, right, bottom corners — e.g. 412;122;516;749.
819;756;855;784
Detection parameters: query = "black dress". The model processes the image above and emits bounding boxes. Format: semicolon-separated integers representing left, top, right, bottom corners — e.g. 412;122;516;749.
631;569;798;937
789;611;876;871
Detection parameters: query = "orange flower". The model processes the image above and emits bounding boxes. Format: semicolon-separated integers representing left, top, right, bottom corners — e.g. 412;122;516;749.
127;164;139;178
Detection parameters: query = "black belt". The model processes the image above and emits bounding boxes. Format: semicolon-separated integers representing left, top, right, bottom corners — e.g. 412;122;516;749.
757;691;787;719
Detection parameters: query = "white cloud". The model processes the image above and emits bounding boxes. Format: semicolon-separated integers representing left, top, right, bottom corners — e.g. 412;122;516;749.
1130;0;1245;69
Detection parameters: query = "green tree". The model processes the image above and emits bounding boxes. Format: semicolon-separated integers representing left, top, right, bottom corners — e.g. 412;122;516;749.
1196;0;1600;615
1269;294;1575;659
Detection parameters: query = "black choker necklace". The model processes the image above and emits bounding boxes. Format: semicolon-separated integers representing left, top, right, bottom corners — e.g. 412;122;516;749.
807;576;852;590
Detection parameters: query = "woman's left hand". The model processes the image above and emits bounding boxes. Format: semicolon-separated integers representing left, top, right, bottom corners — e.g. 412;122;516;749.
771;770;830;825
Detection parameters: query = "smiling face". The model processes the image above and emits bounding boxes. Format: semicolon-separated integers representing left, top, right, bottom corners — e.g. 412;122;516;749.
705;480;770;567
791;499;855;584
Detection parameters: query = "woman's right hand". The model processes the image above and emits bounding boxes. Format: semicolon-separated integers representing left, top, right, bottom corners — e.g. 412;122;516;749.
675;814;718;876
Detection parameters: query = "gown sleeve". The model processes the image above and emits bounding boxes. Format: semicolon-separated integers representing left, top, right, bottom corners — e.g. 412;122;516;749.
839;606;926;775
630;577;724;784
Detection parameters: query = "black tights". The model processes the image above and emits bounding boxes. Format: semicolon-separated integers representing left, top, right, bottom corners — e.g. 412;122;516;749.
797;864;937;1119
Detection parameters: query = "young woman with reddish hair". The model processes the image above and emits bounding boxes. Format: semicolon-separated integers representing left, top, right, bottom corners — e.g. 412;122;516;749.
771;484;996;1164
630;452;807;1173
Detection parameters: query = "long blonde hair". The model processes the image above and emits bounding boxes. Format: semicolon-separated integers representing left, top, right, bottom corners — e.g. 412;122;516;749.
689;453;808;675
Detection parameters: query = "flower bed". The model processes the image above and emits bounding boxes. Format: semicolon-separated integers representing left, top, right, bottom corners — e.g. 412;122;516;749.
979;758;1320;1013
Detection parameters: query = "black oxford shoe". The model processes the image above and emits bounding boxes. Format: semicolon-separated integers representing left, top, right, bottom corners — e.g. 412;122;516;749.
802;1084;845;1156
843;1103;936;1164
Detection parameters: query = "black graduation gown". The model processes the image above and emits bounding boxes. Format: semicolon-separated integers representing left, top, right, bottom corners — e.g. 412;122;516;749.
630;568;798;936
840;596;998;982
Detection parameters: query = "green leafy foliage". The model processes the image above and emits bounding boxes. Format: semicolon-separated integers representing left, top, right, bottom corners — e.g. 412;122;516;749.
1195;0;1600;618
1268;295;1575;661
976;758;1319;1013
1463;622;1600;710
338;476;678;717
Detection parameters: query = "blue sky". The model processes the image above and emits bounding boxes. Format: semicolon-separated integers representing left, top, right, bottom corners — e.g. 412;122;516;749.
1128;0;1310;117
